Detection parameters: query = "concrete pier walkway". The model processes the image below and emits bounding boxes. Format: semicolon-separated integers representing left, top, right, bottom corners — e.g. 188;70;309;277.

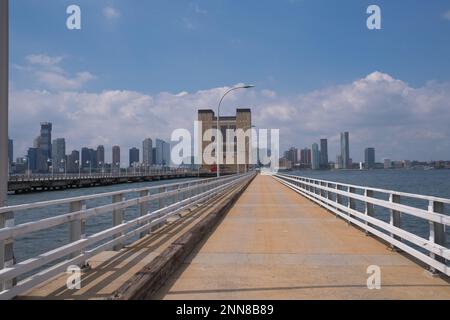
158;175;450;300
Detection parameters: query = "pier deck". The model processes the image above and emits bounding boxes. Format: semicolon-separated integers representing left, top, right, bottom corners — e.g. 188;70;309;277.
157;175;450;300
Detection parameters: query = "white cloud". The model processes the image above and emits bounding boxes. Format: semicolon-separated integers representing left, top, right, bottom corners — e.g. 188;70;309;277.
36;71;95;90
26;54;63;67
103;7;121;19
443;10;450;20
8;72;450;164
17;54;95;90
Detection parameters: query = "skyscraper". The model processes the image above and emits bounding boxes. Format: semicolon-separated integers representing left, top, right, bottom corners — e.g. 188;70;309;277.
311;143;320;170
155;139;164;166
112;145;121;168
52;138;66;173
285;147;298;165
320;139;328;169
163;141;171;166
300;148;311;166
365;148;375;170
129;147;140;167
142;138;153;166
27;148;38;172
96;145;105;167
39;122;52;159
67;150;80;173
81;148;95;169
340;132;350;169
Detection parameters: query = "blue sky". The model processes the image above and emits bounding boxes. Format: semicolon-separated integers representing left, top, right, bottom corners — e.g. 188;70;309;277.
8;0;450;163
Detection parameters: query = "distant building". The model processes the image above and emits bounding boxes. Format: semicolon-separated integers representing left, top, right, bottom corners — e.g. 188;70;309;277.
384;159;392;169
279;158;293;170
285;147;298;165
67;150;80;173
155;139;171;166
340;132;350;169
198;109;252;173
311;143;320;170
112;146;121;168
27;148;38;173
300;148;312;166
81;148;96;170
163;142;171;166
129;147;140;167
142;138;153;166
320;139;328;169
52;138;66;173
336;155;343;169
38;122;52;159
96;145;105;167
364;148;375;169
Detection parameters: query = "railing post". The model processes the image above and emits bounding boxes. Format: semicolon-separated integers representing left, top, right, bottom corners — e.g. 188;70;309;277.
158;187;166;209
139;190;149;238
389;193;401;250
0;210;15;291
69;200;86;261
336;184;343;211
347;187;356;224
428;200;446;272
364;189;374;235
327;183;333;203
112;193;124;251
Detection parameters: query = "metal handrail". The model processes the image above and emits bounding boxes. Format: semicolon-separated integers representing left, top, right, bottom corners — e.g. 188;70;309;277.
0;172;255;299
280;173;450;204
0;175;222;214
273;173;449;276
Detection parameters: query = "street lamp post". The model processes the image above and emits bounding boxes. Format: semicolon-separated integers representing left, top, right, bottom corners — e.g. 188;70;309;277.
216;85;254;178
0;0;12;291
61;159;67;178
75;160;80;178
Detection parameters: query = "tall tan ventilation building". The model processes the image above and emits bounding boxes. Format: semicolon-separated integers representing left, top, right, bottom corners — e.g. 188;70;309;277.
198;109;252;174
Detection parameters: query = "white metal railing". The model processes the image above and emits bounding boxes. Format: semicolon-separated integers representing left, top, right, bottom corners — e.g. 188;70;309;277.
0;172;255;300
8;168;193;182
273;173;449;277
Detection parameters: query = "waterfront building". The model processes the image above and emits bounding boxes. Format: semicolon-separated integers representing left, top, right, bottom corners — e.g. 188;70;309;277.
38;122;52;160
311;143;320;170
142;138;153;166
300;148;312;166
96;145;105;167
340;132;350;169
336;155;343;169
67;150;80;173
112;146;121;168
384;159;392;169
27;148;38;173
52;138;66;173
81;148;96;170
129;147;140;167
198;109;252;174
364;148;375;169
285;147;298;165
320;139;328;169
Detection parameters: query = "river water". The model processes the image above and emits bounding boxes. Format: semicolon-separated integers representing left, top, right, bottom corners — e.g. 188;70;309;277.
5;170;450;267
6;178;200;265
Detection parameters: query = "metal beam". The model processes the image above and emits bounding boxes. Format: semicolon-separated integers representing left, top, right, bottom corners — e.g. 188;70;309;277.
0;0;8;207
0;0;10;292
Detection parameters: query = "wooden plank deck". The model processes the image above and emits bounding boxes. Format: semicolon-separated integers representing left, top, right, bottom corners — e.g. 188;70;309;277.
157;175;450;300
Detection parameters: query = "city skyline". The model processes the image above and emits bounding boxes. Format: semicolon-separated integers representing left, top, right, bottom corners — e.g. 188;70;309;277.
7;1;450;163
10;121;174;173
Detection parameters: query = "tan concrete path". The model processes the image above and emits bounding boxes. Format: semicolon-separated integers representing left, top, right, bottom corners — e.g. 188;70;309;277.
158;175;450;300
